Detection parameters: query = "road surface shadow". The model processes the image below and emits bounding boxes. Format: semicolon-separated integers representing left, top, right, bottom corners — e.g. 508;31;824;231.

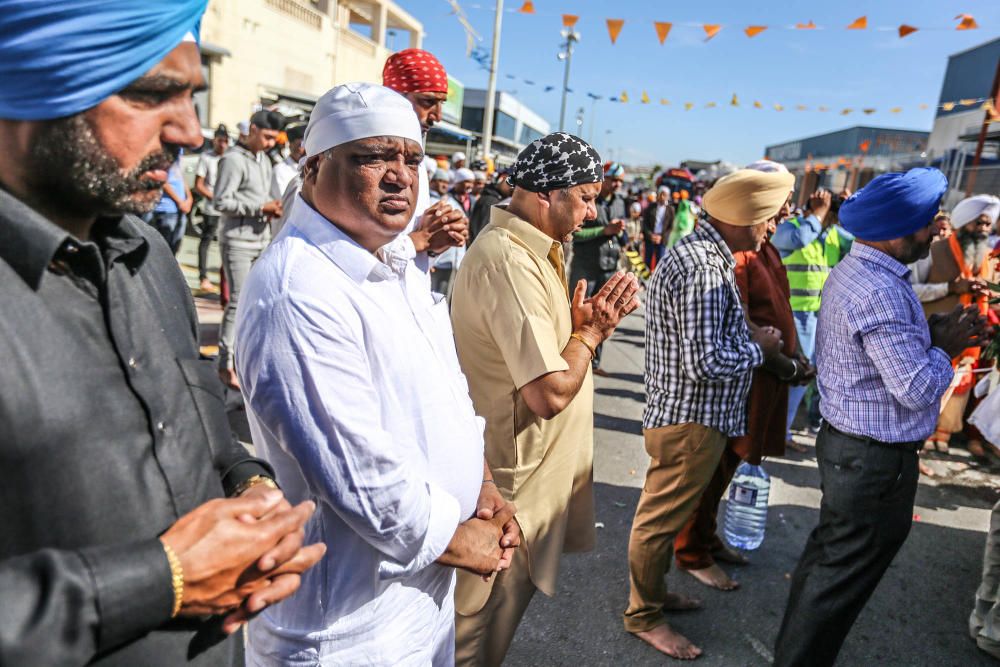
506;482;994;667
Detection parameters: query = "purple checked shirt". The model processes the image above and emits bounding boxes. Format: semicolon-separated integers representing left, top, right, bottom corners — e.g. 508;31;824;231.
816;242;954;443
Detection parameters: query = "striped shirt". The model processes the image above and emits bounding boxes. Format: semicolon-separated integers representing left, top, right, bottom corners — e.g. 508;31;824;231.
816;243;954;443
644;223;765;436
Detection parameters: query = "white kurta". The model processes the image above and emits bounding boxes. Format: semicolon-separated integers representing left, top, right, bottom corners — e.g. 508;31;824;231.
236;196;485;666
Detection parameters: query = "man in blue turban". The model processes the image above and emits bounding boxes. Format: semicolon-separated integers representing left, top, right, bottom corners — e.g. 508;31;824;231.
773;168;991;666
0;3;324;665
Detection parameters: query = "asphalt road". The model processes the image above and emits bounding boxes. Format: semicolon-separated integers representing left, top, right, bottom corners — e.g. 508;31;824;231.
505;305;1000;666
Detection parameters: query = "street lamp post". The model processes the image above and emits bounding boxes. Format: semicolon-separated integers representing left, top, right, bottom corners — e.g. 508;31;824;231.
481;0;504;164
575;107;584;136
557;28;580;132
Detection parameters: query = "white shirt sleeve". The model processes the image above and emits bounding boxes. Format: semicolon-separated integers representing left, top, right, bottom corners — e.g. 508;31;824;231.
907;255;949;303
246;293;461;577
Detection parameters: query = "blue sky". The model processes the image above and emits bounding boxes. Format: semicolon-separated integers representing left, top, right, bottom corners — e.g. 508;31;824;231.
398;0;999;166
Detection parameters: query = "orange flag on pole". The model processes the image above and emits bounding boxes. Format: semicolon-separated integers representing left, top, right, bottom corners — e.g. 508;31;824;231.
562;14;579;28
607;18;625;44
703;24;722;41
654;21;672;44
744;26;767;38
517;1;535;14
955;14;978;30
847;16;867;30
898;25;918;38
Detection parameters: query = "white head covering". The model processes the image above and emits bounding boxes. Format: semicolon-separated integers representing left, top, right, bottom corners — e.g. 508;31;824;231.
951;194;1000;229
432;168;450;181
745;159;789;174
454;167;475;183
452;151;466;163
304;82;421;158
657;185;671;196
236;120;250;135
473;170;487;182
630;202;642;215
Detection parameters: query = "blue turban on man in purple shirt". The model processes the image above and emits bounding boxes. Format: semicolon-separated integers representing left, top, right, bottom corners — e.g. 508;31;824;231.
839;167;948;242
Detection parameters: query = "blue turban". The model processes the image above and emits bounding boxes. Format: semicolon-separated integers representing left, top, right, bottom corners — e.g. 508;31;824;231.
0;0;208;121
839;168;947;242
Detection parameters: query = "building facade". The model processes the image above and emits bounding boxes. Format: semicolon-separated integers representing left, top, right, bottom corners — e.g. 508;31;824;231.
197;0;423;129
765;126;929;203
925;37;1000;203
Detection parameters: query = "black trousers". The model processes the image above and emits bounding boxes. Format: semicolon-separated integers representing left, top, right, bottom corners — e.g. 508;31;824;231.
773;424;919;667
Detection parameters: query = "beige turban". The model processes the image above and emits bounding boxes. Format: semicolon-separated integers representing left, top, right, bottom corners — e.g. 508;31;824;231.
703;169;795;226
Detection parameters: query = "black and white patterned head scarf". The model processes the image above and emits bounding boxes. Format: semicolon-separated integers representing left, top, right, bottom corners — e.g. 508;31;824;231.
509;132;603;193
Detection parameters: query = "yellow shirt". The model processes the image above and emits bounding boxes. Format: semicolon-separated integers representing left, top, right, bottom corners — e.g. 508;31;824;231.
450;206;595;613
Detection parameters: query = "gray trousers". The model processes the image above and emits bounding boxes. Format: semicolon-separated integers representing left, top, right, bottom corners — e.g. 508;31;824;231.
217;222;269;371
971;499;1000;650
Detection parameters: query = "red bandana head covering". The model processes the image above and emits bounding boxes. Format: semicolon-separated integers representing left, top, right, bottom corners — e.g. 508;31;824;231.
382;49;448;94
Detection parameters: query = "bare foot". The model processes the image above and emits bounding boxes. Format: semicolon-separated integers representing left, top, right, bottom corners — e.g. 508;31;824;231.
634;623;703;660
918;459;936;477
712;544;749;565
687;563;740;591
218;367;240;391
663;592;702;611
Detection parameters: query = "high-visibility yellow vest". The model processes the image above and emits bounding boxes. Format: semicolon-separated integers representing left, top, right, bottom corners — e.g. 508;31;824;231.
782;219;842;312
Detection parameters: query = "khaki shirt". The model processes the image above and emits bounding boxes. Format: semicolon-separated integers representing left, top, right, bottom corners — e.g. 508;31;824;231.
451;207;595;614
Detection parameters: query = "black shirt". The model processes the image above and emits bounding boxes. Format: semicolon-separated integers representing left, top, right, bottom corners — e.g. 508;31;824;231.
0;189;273;666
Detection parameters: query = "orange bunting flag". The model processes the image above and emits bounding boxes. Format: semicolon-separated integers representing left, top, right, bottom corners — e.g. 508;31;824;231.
955;14;978;30
620;91;629;103
863;108;876;115
660;98;670;106
818;106;829;112
607;18;625;44
959;98;979;106
796;105;808;111
890;107;902;113
774;103;784;111
684;102;694;111
899;25;918;38
847;16;867;30
841;109;853;115
753;100;763;109
796;20;816;30
706;101;717;108
859;140;871;153
654;21;672;44
731;93;739;106
703;24;722;41
641;91;650;104
744;26;767;38
919;103;929;109
562;14;579;28
941;102;956;111
517;1;535;14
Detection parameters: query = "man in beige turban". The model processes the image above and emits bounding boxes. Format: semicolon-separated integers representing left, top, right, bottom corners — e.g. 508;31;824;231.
623;169;790;659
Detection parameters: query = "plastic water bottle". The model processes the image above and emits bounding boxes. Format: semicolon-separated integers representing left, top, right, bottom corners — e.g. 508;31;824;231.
723;462;771;551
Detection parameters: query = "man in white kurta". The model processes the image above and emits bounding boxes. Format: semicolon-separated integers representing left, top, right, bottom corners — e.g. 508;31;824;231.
235;82;515;666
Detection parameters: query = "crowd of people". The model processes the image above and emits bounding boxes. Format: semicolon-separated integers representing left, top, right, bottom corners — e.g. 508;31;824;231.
3;2;1000;667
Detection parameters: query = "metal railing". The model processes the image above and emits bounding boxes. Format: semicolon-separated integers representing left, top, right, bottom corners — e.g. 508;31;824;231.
265;0;323;29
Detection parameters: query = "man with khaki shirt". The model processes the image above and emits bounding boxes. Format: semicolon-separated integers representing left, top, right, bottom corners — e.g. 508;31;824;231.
451;132;640;665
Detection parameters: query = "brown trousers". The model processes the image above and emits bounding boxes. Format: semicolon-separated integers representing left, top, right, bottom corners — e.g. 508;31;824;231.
624;423;727;633
674;445;743;570
455;544;536;666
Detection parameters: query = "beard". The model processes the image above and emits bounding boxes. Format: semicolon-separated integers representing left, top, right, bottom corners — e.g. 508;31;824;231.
27;114;179;216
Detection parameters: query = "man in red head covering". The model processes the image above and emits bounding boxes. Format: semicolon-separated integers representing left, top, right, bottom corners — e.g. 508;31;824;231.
382;48;469;291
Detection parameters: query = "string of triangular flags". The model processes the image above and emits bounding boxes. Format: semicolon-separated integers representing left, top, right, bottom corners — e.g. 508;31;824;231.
497;68;996;117
504;4;981;43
